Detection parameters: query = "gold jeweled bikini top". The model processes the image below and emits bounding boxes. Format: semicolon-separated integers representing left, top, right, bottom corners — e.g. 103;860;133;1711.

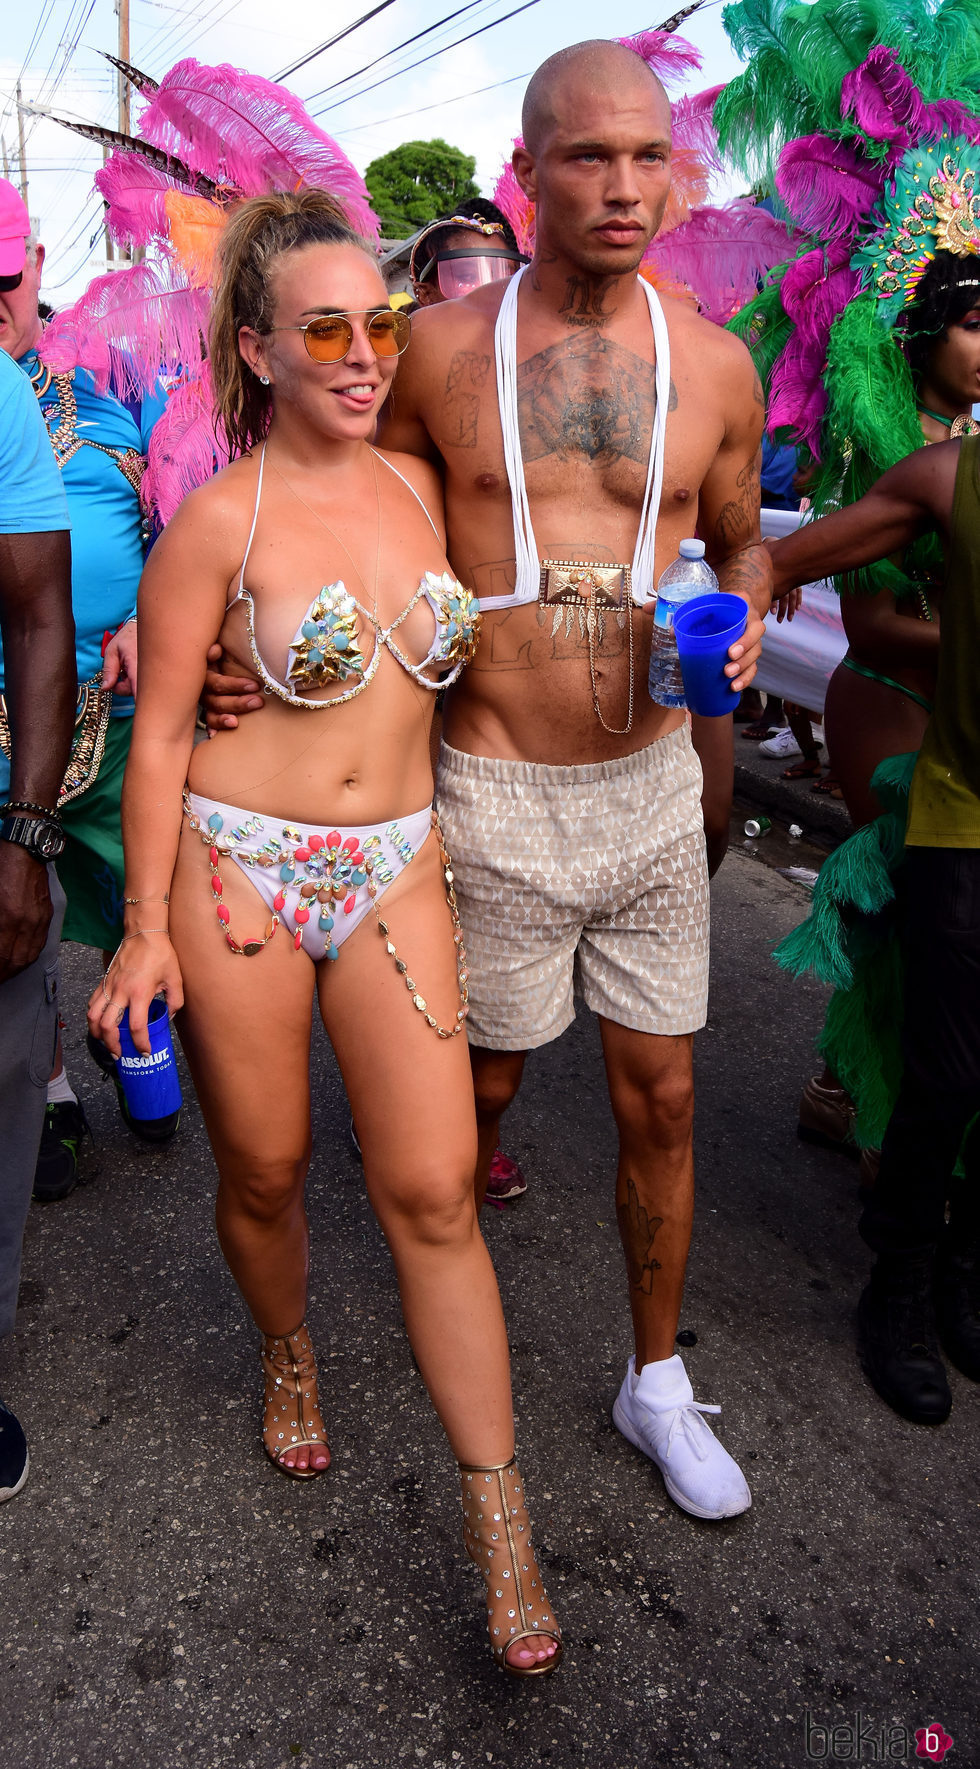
229;446;481;709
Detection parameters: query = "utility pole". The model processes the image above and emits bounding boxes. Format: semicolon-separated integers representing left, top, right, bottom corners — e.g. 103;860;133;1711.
15;81;29;210
116;0;131;136
1;136;10;181
113;0;131;265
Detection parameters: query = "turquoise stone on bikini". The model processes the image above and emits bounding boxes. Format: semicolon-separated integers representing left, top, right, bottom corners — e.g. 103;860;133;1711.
280;862;296;883
207;812;223;833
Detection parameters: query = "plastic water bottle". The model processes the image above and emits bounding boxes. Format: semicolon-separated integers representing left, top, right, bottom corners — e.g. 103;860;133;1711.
648;539;719;708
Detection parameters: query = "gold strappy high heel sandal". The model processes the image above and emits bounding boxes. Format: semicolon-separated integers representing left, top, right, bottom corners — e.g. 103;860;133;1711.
460;1457;563;1677
260;1323;329;1480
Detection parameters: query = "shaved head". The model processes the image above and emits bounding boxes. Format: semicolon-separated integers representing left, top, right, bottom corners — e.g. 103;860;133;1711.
522;40;669;155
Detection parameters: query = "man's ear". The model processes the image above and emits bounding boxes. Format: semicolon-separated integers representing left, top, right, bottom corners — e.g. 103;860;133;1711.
512;143;537;204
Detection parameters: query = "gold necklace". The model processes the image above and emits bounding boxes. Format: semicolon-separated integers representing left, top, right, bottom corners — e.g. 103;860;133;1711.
268;448;382;619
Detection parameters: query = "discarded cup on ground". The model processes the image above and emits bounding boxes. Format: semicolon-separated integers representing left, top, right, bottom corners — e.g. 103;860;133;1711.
117;997;182;1121
672;592;748;717
789;823;803;839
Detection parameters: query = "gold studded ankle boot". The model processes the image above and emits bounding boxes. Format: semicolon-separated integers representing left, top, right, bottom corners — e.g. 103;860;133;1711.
260;1323;329;1480
459;1458;562;1677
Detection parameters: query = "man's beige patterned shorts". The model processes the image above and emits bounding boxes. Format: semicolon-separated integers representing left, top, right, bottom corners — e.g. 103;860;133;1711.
435;725;709;1050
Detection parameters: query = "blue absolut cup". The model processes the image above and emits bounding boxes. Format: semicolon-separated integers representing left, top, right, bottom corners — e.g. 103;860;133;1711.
116;997;183;1121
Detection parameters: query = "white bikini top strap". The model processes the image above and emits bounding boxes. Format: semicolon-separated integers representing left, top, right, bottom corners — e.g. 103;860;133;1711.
371;448;440;539
231;441;268;606
493;268;671;608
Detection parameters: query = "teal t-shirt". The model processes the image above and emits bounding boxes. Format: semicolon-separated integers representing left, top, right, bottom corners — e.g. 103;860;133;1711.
17;350;164;695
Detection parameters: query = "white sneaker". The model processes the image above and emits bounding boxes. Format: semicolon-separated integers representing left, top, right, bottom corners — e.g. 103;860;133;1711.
612;1355;752;1520
758;726;802;758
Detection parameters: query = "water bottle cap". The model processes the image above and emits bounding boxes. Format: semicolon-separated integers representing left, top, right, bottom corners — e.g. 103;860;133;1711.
678;539;706;560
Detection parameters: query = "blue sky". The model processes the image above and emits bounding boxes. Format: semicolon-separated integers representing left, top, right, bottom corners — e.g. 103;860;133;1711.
1;0;745;300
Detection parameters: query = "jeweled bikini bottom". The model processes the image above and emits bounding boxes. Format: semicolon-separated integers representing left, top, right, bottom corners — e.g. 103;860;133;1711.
182;790;470;1038
183;789;432;961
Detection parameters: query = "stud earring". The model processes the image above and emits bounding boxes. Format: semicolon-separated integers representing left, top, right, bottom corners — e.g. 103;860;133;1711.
259;374;271;386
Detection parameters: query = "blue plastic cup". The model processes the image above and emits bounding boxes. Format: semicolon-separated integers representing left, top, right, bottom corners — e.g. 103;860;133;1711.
672;592;748;716
117;997;183;1121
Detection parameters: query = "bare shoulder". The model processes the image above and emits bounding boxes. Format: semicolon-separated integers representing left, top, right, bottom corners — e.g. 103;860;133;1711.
374;446;445;520
406;285;501;372
666;296;756;382
152;452;258;570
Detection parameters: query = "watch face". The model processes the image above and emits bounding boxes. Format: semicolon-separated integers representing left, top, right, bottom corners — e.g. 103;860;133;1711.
35;822;64;858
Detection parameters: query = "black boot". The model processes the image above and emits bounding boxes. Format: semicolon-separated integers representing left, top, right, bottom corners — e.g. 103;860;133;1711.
935;1240;980;1382
857;1254;952;1425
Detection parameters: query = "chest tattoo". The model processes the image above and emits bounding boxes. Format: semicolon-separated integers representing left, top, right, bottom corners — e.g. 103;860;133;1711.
444;349;492;449
516;334;655;468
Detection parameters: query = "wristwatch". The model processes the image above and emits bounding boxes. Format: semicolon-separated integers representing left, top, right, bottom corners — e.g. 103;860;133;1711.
0;812;66;861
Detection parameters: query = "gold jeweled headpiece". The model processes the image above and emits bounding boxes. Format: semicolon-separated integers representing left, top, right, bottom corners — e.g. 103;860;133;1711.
853;137;980;325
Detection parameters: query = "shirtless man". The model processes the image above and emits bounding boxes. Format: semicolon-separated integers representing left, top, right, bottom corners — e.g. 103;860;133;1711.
209;41;770;1520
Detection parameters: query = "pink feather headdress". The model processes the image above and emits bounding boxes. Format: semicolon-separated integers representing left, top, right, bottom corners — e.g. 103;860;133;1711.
38;57;380;525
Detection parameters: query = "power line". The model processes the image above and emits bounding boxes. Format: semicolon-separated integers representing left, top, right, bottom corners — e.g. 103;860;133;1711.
275;0;402;83
334;68;528;136
312;0;542;117
305;0;490;103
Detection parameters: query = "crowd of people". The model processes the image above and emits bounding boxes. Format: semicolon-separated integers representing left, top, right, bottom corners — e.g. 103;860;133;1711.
1;18;978;1682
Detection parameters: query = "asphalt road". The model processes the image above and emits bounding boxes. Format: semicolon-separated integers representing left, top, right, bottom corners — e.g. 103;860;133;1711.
1;850;976;1769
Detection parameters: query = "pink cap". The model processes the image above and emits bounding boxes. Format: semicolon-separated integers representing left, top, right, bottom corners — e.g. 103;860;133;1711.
0;178;30;280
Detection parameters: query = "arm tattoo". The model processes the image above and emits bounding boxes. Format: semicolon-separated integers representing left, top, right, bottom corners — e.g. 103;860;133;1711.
444;349;491;448
714;450;762;551
668;378;679;412
617;1176;664;1296
517;334;655;466
558;274;619;329
752;370;765;409
716;542;772;615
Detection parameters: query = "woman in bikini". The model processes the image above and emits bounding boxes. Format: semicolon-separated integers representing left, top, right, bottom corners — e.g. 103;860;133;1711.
86;190;560;1678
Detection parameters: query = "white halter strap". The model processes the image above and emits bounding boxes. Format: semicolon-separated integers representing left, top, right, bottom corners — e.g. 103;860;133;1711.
491;265;670;610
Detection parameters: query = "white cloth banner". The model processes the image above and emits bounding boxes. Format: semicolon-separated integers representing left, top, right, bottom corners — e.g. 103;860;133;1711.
754;507;848;715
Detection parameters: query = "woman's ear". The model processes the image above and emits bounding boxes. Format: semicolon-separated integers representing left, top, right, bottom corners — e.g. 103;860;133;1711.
239;326;270;380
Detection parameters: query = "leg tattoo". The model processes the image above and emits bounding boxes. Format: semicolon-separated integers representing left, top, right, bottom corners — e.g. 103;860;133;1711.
618;1176;664;1296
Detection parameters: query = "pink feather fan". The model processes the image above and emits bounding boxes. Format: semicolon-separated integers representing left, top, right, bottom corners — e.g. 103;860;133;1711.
143;370;230;528
618;29;703;88
95;151;188;252
40;261;210;400
645;200;792;321
492;149;535;256
138;60;378;241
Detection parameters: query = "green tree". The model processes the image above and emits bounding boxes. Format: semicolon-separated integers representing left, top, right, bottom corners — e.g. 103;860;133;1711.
365;138;480;236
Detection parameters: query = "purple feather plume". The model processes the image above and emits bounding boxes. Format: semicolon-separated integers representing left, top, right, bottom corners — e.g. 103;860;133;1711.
779;246;861;347
768;332;827;456
143;371;230;525
138;60;379;241
840;48;926;150
775;135;883;243
618;29;703;88
645;200;792;321
39;261;210;399
920;100;980;146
